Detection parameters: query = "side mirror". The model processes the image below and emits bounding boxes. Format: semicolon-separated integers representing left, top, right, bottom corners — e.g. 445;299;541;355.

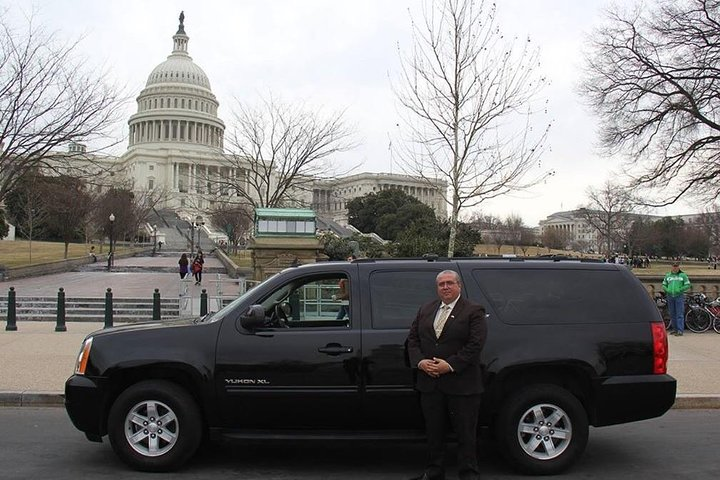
240;305;266;331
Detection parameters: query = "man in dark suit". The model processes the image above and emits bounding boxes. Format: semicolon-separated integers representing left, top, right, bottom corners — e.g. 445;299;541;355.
407;269;488;480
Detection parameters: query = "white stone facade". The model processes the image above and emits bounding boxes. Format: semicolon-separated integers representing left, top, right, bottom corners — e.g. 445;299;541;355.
310;172;448;225
538;210;600;251
54;14;448;226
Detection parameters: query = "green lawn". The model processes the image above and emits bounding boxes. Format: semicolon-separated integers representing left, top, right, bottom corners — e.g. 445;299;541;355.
632;261;720;277
0;240;127;268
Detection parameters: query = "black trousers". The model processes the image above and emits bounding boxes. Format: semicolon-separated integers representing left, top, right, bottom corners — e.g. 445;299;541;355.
420;390;481;479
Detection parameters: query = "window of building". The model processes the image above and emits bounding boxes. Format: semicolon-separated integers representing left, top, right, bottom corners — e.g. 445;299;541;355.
148;178;154;190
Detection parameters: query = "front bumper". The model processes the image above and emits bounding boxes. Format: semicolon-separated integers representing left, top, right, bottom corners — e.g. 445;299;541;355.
64;374;109;440
592;374;677;426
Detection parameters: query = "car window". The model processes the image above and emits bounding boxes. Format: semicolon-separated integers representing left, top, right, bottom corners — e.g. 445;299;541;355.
472;268;649;325
259;274;351;328
369;270;440;329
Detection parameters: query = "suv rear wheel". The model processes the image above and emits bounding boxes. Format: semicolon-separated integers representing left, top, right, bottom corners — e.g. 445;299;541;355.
107;380;202;472
496;384;588;475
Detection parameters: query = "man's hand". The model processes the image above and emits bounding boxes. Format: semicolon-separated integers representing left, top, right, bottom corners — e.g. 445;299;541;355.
418;358;452;377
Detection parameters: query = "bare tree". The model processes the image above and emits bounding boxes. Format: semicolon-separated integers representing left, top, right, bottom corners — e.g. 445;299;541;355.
5;170;48;262
518;227;537;256
696;206;720;257
581;0;720;206
209;204;253;254
0;10;126;205
579;181;638;256
541;228;570;252
43;176;93;258
395;0;553;257
126;183;171;238
209;94;356;209
504;214;524;254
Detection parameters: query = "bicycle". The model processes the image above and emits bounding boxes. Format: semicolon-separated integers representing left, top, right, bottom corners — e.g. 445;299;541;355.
683;293;719;333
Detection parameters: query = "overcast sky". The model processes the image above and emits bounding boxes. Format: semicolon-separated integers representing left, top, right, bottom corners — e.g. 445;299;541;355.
7;0;693;225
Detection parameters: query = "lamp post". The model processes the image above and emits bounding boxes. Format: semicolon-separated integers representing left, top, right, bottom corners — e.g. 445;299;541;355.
107;213;115;271
189;215;204;253
152;224;158;256
195;215;204;252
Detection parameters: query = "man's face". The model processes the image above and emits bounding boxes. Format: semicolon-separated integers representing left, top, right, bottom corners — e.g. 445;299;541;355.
436;273;461;304
672;264;680;273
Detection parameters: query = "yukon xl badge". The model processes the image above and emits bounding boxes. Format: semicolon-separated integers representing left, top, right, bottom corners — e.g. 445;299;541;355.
226;378;270;385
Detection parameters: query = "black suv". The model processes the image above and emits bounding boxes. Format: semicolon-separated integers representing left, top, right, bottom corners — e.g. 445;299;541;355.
65;257;676;474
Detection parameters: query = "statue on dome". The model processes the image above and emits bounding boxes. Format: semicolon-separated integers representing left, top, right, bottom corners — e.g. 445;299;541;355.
177;10;185;34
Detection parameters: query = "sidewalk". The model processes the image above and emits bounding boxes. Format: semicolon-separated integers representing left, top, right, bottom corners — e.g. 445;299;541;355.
1;321;719;407
0;252;244;406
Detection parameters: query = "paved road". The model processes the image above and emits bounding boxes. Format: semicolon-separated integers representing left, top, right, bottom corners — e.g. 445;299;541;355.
1;408;718;479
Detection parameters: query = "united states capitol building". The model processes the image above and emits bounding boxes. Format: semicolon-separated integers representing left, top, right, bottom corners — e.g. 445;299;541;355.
59;13;446;231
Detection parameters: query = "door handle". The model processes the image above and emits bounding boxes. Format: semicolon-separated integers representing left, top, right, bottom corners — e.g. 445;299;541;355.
318;343;354;356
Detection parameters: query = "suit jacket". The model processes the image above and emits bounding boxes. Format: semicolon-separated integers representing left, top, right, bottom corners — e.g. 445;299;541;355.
407;296;487;395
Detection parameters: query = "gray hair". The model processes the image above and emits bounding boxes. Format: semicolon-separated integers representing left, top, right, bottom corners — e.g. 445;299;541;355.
436;269;461;286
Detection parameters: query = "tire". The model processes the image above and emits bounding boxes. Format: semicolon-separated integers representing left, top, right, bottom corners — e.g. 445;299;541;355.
107;380;202;472
495;384;588;475
685;309;711;333
713;316;720;334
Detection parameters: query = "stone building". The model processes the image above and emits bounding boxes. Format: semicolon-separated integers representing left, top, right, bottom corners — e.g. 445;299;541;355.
538;210;599;251
119;13;247;216
310;172;447;226
38;14;448;234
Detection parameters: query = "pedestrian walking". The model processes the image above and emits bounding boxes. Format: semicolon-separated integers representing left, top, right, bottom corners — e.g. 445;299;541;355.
192;252;204;285
178;253;189;279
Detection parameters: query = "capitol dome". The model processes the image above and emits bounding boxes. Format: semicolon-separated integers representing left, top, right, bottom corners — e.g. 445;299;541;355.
127;12;224;150
146;56;212;90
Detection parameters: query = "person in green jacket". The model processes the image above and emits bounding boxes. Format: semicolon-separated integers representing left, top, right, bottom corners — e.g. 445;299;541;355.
662;262;692;336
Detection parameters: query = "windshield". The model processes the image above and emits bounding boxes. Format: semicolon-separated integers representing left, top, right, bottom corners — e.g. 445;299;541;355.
203;278;271;323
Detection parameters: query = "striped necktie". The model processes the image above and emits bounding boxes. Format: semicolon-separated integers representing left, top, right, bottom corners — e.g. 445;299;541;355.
434;304;451;338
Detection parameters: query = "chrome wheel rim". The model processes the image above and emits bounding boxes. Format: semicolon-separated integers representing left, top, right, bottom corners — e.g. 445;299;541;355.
517;403;572;460
124;400;179;457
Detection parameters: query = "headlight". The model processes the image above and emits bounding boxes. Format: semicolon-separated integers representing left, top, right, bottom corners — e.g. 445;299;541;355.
74;337;93;375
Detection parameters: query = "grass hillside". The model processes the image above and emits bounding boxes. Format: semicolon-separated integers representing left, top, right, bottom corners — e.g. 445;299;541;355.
473;244;600;258
0;240;116;268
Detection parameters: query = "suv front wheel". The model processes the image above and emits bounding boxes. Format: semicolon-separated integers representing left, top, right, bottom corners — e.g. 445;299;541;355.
496;384;588;475
107;380;202;472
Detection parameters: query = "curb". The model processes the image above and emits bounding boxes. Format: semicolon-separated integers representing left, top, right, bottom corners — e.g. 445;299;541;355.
0;391;65;407
1;391;719;409
673;394;720;409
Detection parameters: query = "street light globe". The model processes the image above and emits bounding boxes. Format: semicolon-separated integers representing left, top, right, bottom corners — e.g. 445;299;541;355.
109;213;115;222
